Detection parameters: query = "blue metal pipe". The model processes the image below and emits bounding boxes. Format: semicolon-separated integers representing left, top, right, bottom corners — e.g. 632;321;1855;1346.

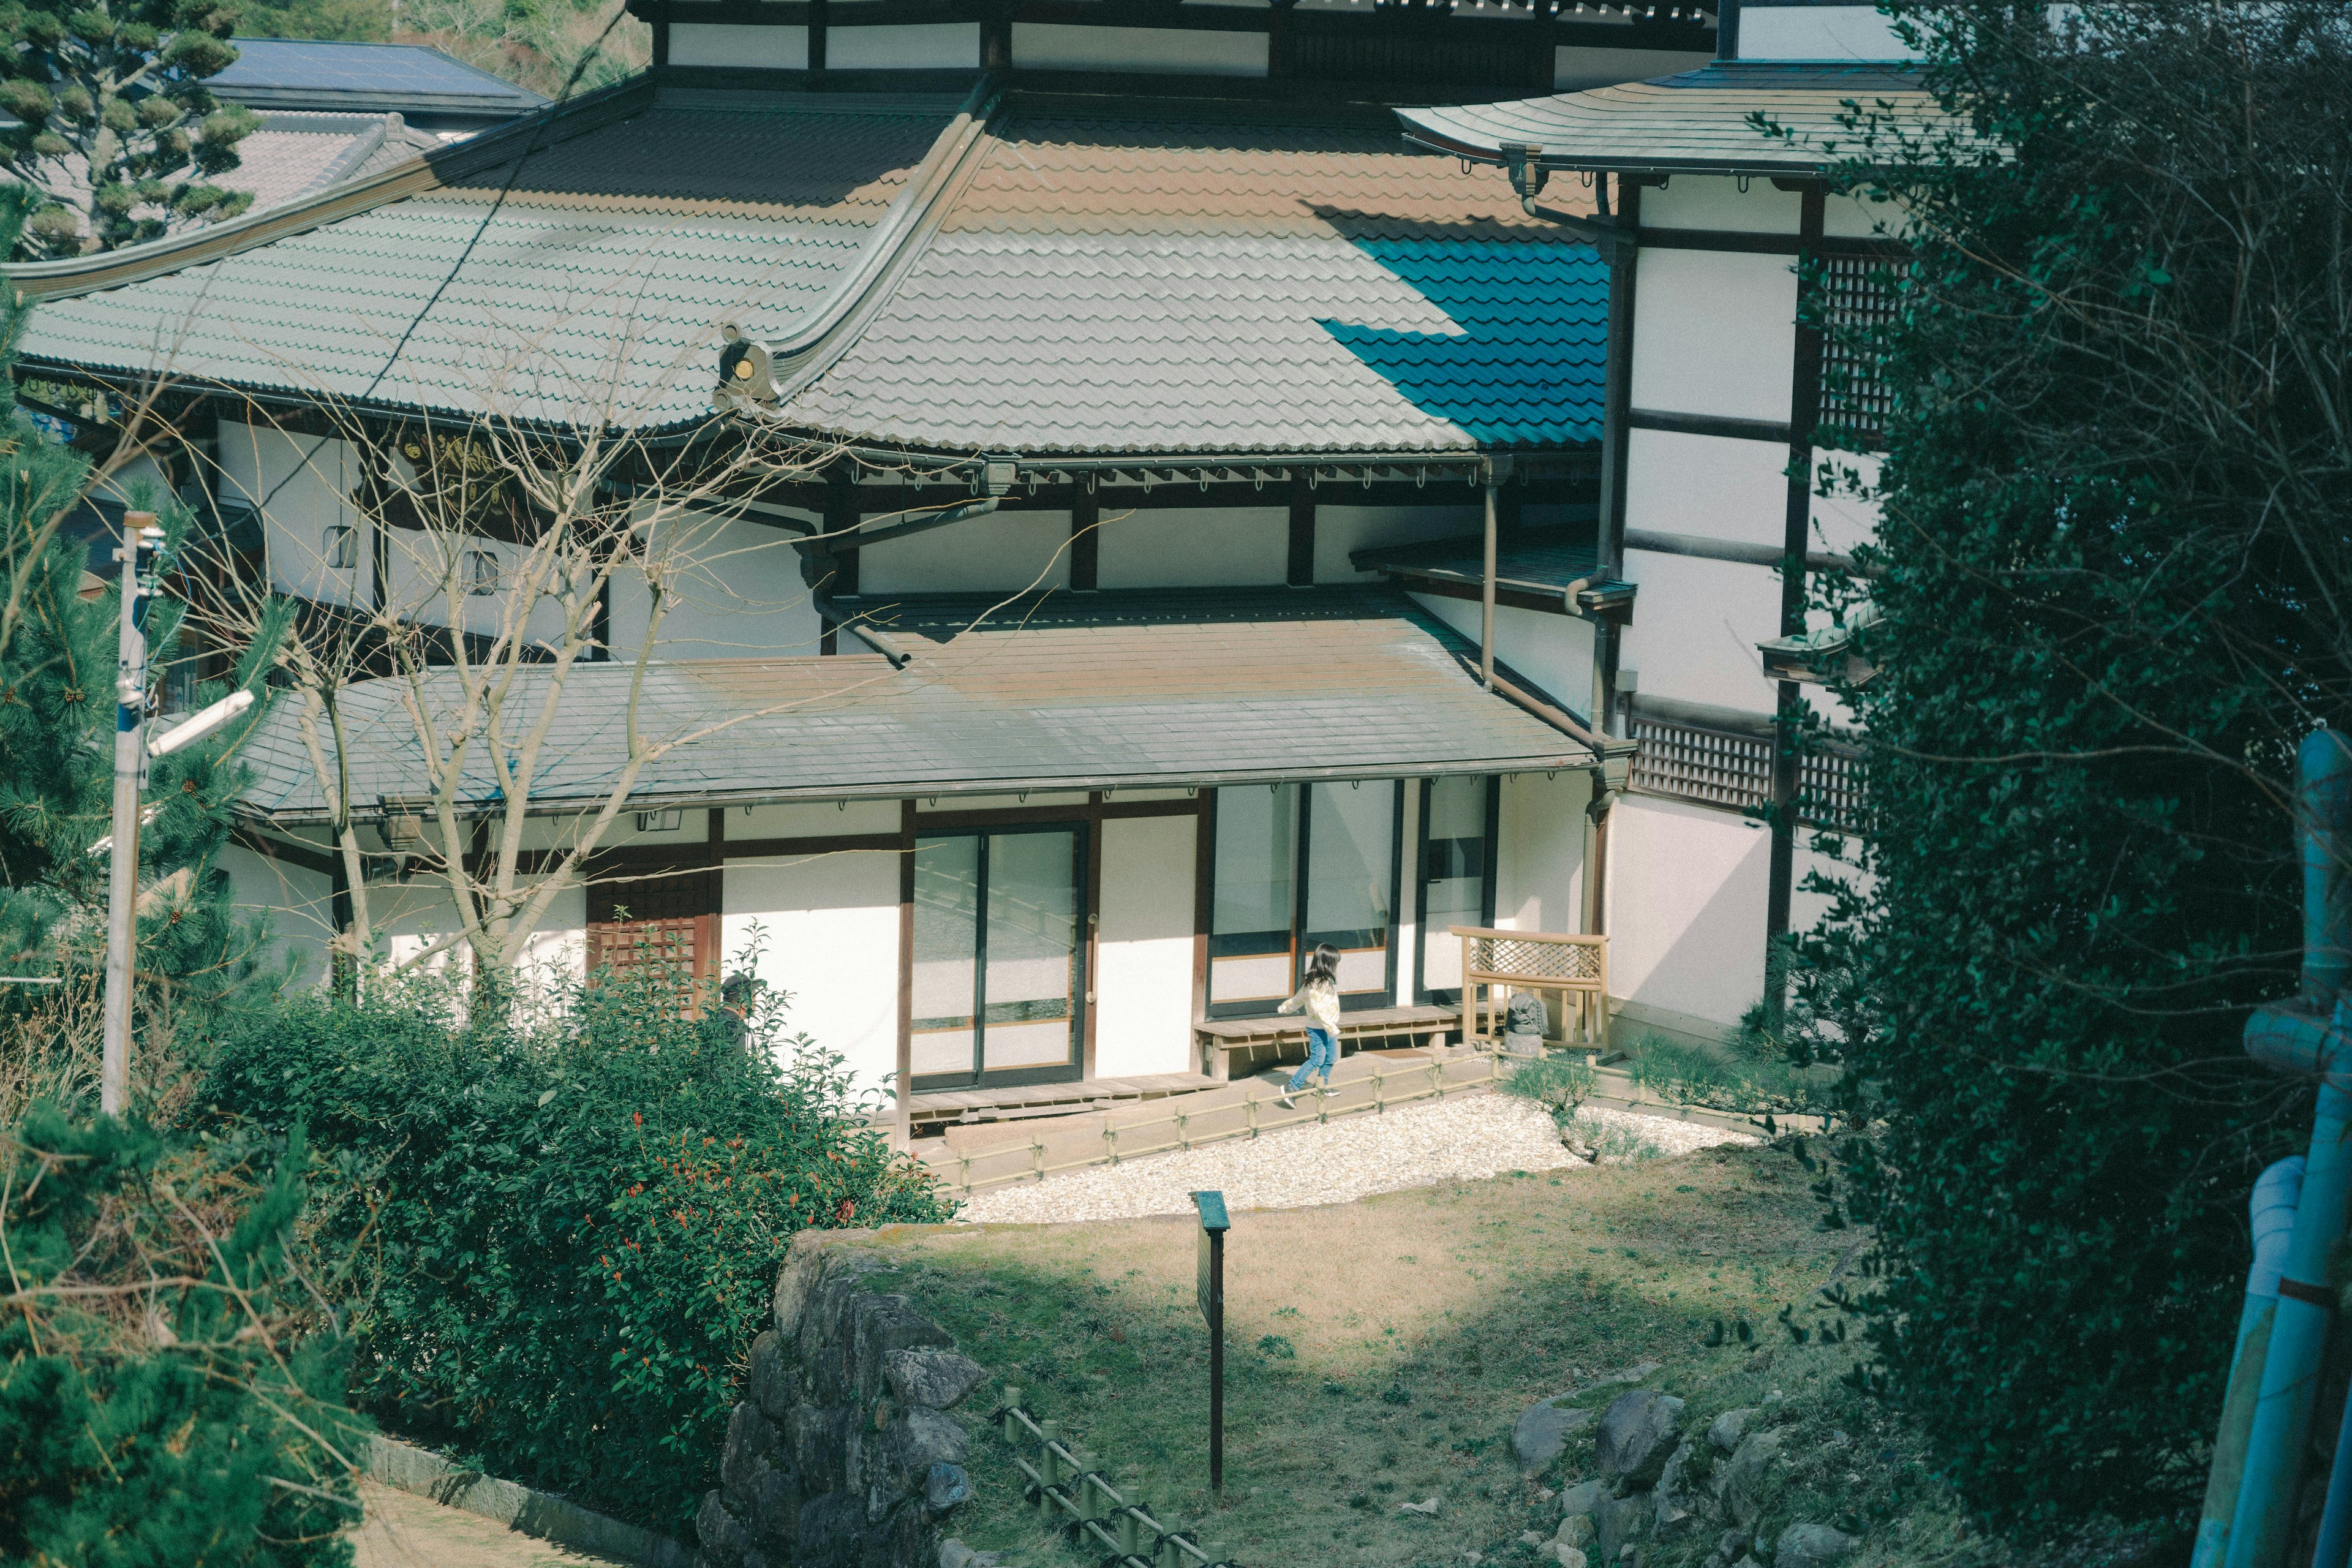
2225;729;2352;1568
2193;1156;2305;1568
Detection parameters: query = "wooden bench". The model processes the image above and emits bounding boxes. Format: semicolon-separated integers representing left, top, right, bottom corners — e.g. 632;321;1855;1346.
1193;1004;1462;1082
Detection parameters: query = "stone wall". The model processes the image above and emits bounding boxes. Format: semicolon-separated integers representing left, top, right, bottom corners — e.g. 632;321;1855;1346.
696;1231;990;1568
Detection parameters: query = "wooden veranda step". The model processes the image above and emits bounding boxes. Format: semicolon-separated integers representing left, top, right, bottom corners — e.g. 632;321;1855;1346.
906;1072;1219;1137
1193;1003;1461;1080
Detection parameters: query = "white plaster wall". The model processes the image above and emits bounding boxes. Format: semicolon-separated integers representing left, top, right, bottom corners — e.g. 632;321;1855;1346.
1313;503;1480;583
1617;550;1781;712
1639;175;1801;236
1624;429;1792;551
216;421;363;607
1012;24;1267;75
1791;840;1866;946
826;23;980;69
671;22;808;67
725;848;903;1095
222;842;336;990
1822;190;1901;241
1737;5;1915;62
738;801;902;837
1629;250;1796;424
1092;814;1199;1078
1392;779;1422;1000
1097;506;1287;589
1496;768;1588;937
1409;592;1597;718
1807;449;1880;555
1605;794;1770;1030
861;508;1072;595
1555;46;1710;89
639;511;823;658
88;453;176;514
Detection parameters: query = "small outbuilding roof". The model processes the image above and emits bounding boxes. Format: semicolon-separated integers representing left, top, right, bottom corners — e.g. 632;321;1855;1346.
1395;61;1941;176
231;586;1596;824
208;39;549;124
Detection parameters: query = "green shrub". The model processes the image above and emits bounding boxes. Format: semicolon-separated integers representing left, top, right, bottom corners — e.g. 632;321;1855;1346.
0;1106;364;1566
198;954;954;1531
1626;1037;1841;1118
1498;1052;1594;1115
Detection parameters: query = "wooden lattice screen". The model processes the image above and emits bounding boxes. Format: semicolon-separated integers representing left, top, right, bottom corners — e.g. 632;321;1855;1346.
1817;255;1898;441
1452;925;1609;1050
1628;716;1867;834
587;867;720;1014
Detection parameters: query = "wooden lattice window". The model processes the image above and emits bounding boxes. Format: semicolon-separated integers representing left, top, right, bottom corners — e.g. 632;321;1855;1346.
1817;255;1898;442
588;868;719;1014
1629;717;1867;834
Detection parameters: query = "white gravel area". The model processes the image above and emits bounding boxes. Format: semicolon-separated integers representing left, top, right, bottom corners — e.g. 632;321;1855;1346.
954;1091;1757;1224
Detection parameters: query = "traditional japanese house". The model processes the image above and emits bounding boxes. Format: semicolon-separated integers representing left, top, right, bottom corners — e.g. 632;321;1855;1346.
1395;0;1932;1045
7;0;1790;1129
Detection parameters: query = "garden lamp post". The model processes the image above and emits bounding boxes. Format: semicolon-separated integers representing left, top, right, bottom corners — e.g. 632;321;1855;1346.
97;513;252;1116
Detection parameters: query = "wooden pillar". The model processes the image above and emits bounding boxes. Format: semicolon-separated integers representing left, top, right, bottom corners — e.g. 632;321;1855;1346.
1286;473;1314;587
1071;483;1100;592
808;0;828;69
1766;183;1828;975
897;799;916;1140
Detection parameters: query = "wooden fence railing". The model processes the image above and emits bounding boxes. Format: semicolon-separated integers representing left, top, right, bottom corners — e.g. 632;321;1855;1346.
927;1051;1504;1197
993;1390;1243;1567
1452;925;1609;1049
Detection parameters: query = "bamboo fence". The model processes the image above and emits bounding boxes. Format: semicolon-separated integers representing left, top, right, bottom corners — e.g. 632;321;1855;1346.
993;1390;1243;1567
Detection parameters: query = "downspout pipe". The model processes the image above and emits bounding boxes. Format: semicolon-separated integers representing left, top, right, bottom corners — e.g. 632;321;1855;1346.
2193;1155;2306;1568
2223;728;2352;1568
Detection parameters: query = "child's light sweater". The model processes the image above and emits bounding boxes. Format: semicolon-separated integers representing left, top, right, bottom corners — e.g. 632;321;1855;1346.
1277;978;1340;1033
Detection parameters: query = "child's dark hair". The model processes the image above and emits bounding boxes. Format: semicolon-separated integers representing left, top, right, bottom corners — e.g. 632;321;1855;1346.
1305;943;1341;987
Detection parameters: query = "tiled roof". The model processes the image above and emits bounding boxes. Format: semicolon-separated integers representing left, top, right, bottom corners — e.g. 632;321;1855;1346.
210;39;547;118
15;87;970;429
1397;62;1943;175
227;113;442;209
233;586;1593;821
779;105;1608;455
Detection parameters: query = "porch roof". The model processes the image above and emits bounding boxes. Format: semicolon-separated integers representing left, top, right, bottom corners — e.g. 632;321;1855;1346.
232;585;1594;825
1394;62;1942;177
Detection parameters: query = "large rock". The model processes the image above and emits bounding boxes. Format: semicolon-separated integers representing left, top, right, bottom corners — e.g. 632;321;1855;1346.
722;1402;780;1504
1707;1409;1756;1453
1775;1523;1856;1568
1717;1430;1785;1528
1653;1439;1712;1536
925;1463;971;1514
750;1330;797;1422
1594;1493;1653;1564
1559;1479;1608;1520
1596;1391;1686;1488
1515;1396;1602;1474
698;1488;752;1568
889;1349;990;1411
1555;1513;1597;1548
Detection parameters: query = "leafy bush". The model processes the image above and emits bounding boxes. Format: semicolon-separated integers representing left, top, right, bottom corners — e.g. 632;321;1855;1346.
1627;1038;1842;1118
0;1106;364;1566
198;955;954;1531
1498;1052;1595;1115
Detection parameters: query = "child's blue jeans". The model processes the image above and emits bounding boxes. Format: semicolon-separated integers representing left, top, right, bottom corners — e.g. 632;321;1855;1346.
1286;1027;1337;1091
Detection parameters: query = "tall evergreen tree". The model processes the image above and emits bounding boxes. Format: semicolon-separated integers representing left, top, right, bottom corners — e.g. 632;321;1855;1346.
1789;1;2352;1536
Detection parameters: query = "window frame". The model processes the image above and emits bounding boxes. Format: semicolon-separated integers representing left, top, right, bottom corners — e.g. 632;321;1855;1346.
907;818;1091;1093
1413;774;1501;1006
1205;780;1404;1019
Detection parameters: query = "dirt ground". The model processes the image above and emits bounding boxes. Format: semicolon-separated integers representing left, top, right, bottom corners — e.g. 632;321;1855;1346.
346;1481;636;1568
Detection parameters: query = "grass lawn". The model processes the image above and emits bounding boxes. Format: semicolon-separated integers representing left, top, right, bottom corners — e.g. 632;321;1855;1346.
874;1134;2007;1568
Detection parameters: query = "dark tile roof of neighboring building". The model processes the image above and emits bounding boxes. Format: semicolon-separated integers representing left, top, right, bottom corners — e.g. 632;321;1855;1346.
227;111;444;208
231;586;1596;823
208;39;548;123
10;79;1609;458
1396;61;1941;176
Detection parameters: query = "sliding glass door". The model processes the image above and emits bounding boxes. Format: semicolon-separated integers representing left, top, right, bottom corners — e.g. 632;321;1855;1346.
1208;781;1401;1017
1417;775;1499;1002
911;824;1086;1089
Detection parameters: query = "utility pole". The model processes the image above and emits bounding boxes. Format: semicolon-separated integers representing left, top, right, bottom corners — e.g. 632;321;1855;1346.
100;512;162;1117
